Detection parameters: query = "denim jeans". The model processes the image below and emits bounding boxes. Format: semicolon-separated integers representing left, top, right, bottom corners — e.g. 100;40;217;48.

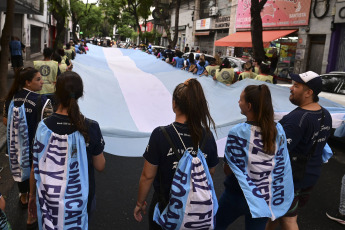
215;188;268;230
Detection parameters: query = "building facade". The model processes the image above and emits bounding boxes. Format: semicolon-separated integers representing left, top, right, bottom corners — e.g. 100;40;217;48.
1;0;71;60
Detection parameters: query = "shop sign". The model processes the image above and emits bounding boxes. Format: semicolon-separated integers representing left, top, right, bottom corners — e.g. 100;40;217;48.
236;0;312;29
196;18;211;30
215;16;230;29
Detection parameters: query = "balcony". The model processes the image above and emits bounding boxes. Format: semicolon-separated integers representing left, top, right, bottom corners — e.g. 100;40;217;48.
0;0;43;15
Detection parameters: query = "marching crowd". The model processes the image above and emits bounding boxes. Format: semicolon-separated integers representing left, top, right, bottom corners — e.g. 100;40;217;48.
139;44;276;86
1;40;345;230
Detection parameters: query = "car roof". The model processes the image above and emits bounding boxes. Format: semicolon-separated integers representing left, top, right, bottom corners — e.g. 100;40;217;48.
183;52;214;58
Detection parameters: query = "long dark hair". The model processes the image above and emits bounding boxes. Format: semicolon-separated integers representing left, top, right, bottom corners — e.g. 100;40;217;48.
244;84;277;154
6;67;38;102
188;53;195;65
219;58;230;72
173;79;216;148
55;71;89;142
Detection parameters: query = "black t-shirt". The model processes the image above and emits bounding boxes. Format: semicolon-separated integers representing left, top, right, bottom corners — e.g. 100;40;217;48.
4;89;52;152
279;107;332;189
44;113;105;212
143;122;219;201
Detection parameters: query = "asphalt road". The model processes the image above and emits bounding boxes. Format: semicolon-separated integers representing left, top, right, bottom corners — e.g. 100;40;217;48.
2;139;345;230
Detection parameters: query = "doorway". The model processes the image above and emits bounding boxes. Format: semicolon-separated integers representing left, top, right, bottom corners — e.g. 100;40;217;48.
307;35;326;74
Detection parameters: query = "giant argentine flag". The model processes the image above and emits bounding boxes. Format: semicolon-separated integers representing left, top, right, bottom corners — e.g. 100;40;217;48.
73;44;345;157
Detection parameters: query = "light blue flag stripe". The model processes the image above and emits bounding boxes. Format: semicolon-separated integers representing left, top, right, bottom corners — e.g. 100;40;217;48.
74;45;138;132
71;45;345;157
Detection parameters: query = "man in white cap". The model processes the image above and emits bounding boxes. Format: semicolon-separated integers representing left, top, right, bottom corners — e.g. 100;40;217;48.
266;71;332;230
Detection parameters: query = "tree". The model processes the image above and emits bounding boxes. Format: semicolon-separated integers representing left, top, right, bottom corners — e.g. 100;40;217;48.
153;0;181;47
70;0;100;40
48;0;70;50
0;0;15;113
79;5;103;37
251;0;268;63
121;0;153;42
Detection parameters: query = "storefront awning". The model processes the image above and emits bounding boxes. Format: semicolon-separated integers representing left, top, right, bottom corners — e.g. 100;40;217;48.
215;30;297;47
195;31;210;36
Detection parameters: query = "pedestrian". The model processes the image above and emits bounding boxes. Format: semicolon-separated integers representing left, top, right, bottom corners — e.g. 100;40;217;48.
214;54;222;65
173;51;184;68
133;78;219;229
184;44;189;53
34;47;60;105
270;50;279;75
254;62;274;83
52;52;69;74
326;123;345;225
326;173;345;225
182;53;196;71
9;36;25;73
238;61;257;80
213;58;235;85
57;48;73;70
190;47;196;52
64;43;76;61
28;71;106;229
3;67;53;229
204;59;220;77
195;47;200;53
194;54;206;76
266;71;332;230
215;84;293;230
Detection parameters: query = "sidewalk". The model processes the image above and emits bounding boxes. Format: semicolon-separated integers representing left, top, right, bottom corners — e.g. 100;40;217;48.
0;54;43;198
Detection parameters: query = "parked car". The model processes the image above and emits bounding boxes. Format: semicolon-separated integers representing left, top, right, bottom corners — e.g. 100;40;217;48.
151;45;166;53
220;56;246;73
182;52;215;63
320;72;345;95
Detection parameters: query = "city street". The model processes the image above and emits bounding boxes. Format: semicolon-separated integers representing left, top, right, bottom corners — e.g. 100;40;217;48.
0;138;344;229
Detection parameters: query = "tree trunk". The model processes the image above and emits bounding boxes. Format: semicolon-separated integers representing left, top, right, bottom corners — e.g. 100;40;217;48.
0;0;15;113
71;12;79;42
171;0;181;48
52;11;66;51
251;0;267;63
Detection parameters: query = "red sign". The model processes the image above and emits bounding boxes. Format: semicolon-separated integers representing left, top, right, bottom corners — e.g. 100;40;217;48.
236;0;312;29
140;22;153;32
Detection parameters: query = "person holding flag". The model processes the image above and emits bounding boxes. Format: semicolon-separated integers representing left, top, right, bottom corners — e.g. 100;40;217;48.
216;84;294;230
3;67;53;229
28;71;106;229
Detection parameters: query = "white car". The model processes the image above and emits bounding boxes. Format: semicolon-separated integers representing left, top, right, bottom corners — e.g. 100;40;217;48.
182;52;215;63
221;56;247;73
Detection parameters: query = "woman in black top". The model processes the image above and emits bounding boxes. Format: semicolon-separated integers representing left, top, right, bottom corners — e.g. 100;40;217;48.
3;67;52;227
28;71;106;225
134;78;219;229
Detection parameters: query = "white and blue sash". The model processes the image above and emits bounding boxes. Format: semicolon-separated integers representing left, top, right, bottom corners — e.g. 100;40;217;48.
224;123;294;220
32;122;89;230
7;96;31;182
153;149;218;229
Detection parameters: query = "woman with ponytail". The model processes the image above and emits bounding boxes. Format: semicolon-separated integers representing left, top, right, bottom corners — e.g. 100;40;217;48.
3;67;52;228
215;84;292;230
28;71;105;229
134;78;219;229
